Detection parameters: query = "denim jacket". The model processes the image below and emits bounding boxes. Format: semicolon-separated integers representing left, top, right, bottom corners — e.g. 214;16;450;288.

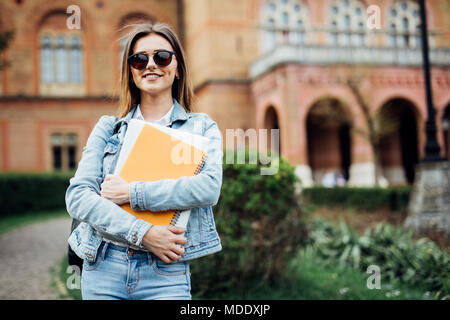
66;99;223;263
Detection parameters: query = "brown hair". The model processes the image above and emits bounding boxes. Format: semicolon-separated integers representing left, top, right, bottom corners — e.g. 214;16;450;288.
116;23;193;118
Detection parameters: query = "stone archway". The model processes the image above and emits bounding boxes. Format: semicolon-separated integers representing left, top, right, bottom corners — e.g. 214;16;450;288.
377;98;420;185
306;98;352;185
263;106;280;155
443;104;450;161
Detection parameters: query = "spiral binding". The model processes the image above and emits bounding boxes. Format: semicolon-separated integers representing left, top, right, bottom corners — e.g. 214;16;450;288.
193;152;207;175
169;151;207;226
170;210;181;226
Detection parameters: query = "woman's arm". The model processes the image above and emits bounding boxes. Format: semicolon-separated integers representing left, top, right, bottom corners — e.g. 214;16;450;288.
128;117;223;212
65;115;152;247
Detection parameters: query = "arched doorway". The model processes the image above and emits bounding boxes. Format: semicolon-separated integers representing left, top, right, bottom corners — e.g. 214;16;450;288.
442;104;450;161
263;106;280;155
377;98;419;185
306;98;352;185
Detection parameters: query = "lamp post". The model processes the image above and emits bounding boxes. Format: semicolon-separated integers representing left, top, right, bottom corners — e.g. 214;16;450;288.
419;0;444;163
404;0;450;244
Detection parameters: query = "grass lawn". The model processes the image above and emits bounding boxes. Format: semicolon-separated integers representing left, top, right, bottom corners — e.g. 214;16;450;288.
0;209;68;235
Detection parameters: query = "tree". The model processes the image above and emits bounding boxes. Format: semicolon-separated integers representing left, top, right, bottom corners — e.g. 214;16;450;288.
326;66;401;187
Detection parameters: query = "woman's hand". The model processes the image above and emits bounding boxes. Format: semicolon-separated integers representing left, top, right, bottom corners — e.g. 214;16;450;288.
100;174;130;205
142;225;187;263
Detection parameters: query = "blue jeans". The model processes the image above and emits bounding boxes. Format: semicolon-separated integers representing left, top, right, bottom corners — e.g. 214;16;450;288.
81;241;191;300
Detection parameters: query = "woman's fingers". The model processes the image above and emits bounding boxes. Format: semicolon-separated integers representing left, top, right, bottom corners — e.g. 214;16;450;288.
168;225;186;234
158;244;184;263
159;253;172;264
165;250;181;262
158;251;180;263
98;176;130;205
173;235;187;245
142;225;187;263
170;243;185;256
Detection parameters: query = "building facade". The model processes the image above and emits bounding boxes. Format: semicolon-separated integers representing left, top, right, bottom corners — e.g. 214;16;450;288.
0;0;449;187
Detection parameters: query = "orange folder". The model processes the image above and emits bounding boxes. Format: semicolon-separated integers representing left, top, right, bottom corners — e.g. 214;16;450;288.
116;121;207;225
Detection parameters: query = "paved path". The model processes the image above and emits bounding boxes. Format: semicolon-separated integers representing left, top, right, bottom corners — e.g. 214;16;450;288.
0;216;72;299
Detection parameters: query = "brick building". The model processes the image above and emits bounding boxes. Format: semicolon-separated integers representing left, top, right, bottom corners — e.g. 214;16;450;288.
0;0;449;187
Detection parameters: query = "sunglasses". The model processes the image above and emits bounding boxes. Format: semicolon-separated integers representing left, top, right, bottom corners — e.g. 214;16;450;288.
128;50;175;69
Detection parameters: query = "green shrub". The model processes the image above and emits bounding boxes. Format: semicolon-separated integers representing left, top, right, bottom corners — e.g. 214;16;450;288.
302;186;412;212
306;217;450;299
0;171;73;216
190;150;307;298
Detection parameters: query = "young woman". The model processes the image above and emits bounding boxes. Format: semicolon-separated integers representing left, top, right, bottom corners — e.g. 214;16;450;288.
65;23;223;300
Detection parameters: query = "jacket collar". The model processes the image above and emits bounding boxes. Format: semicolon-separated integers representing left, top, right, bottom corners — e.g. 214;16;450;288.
169;99;189;124
113;98;189;133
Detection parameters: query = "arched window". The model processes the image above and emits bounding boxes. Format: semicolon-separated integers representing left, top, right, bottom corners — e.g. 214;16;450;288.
38;12;84;95
70;36;83;83
40;36;53;83
328;0;366;47
40;34;83;84
261;0;310;52
55;36;68;83
51;132;78;170
388;1;421;48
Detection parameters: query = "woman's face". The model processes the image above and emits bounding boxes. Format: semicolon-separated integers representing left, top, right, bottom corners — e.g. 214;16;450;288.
130;33;178;97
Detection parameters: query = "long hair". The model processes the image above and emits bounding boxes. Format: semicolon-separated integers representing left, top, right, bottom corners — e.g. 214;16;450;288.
116;23;193;118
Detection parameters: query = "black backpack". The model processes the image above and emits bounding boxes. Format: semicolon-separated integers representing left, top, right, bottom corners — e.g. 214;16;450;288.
68;219;83;273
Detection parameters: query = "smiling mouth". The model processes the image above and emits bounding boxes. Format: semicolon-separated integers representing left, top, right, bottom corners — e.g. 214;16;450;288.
143;74;163;79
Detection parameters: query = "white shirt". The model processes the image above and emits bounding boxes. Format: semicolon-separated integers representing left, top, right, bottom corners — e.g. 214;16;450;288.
132;103;174;126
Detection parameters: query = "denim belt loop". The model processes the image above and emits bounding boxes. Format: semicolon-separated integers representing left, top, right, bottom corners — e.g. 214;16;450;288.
100;241;109;260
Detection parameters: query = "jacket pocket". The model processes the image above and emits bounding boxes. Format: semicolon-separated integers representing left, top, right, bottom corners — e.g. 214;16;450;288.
184;209;200;247
201;207;215;232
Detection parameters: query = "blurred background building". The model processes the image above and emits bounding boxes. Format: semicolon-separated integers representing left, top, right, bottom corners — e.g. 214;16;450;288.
0;0;449;187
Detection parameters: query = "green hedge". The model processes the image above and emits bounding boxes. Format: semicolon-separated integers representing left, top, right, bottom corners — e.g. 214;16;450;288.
190;150;307;298
302;186;412;212
0;171;74;216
